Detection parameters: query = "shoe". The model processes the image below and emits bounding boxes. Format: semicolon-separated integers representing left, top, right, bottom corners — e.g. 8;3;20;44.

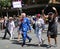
2;37;5;39
42;40;45;44
10;38;12;40
29;39;32;43
53;44;57;47
38;42;42;46
47;44;51;48
38;43;41;46
21;43;25;47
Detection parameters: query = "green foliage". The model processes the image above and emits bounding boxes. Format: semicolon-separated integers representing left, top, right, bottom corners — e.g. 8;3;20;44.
0;0;11;7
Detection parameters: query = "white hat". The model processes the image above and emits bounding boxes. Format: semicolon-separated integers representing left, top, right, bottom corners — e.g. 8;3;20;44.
9;17;13;20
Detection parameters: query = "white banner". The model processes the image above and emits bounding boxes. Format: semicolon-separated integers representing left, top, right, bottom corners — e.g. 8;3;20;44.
12;1;22;8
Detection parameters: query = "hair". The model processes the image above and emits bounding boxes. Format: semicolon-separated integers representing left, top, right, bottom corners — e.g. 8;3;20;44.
21;13;26;17
48;12;53;15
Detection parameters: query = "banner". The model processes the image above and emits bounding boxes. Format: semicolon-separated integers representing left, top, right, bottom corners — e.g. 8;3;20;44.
12;1;22;8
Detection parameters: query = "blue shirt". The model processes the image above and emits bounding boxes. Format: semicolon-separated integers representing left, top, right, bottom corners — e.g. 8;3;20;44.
19;17;31;32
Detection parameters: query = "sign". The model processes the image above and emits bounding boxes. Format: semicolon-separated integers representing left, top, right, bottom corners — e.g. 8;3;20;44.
12;1;22;8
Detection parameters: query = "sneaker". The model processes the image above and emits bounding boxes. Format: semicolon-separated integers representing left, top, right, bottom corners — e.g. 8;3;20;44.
53;44;57;47
38;43;41;46
29;39;32;43
10;38;12;40
38;42;42;46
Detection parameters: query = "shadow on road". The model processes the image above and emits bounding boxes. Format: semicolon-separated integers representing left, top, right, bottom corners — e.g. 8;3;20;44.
0;37;9;40
0;37;2;39
14;37;22;39
26;44;48;47
11;40;22;45
12;40;48;47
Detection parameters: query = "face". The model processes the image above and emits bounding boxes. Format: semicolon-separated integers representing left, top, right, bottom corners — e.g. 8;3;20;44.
48;14;53;18
4;17;8;20
21;13;26;18
9;19;11;22
9;17;13;22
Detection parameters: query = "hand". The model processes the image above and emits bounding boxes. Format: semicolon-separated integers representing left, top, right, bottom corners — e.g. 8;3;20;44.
52;7;57;11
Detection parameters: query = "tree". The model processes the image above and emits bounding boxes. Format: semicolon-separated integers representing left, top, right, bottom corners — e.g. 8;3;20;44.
0;0;11;8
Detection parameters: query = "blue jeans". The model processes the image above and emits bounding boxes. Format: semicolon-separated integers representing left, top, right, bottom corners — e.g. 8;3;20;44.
22;31;31;44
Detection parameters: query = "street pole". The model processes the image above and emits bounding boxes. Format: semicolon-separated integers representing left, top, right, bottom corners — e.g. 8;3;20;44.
6;12;8;18
20;8;22;14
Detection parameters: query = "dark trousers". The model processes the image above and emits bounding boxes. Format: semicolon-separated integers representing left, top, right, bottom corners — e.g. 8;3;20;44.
3;28;11;39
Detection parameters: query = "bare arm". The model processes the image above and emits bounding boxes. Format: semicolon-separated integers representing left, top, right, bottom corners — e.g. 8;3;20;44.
52;7;58;18
42;9;47;22
42;9;45;17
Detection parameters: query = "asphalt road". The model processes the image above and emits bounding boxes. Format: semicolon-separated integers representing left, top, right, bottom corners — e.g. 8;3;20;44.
0;23;60;49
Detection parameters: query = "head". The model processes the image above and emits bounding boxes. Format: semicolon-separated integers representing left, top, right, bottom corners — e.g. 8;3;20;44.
4;16;8;20
9;17;13;22
48;12;54;18
21;13;26;18
36;14;41;19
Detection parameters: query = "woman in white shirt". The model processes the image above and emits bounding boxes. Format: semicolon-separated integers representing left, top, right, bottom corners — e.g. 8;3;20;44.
35;14;45;46
8;17;15;40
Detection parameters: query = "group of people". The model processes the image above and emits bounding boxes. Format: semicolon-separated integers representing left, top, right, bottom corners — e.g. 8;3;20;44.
2;7;58;47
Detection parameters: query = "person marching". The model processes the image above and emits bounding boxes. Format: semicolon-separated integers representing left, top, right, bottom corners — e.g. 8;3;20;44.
34;14;45;46
20;13;32;47
8;17;15;40
17;16;23;42
3;17;11;39
42;7;58;47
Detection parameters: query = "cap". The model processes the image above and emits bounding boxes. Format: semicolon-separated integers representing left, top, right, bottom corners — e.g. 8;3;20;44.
36;14;41;18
